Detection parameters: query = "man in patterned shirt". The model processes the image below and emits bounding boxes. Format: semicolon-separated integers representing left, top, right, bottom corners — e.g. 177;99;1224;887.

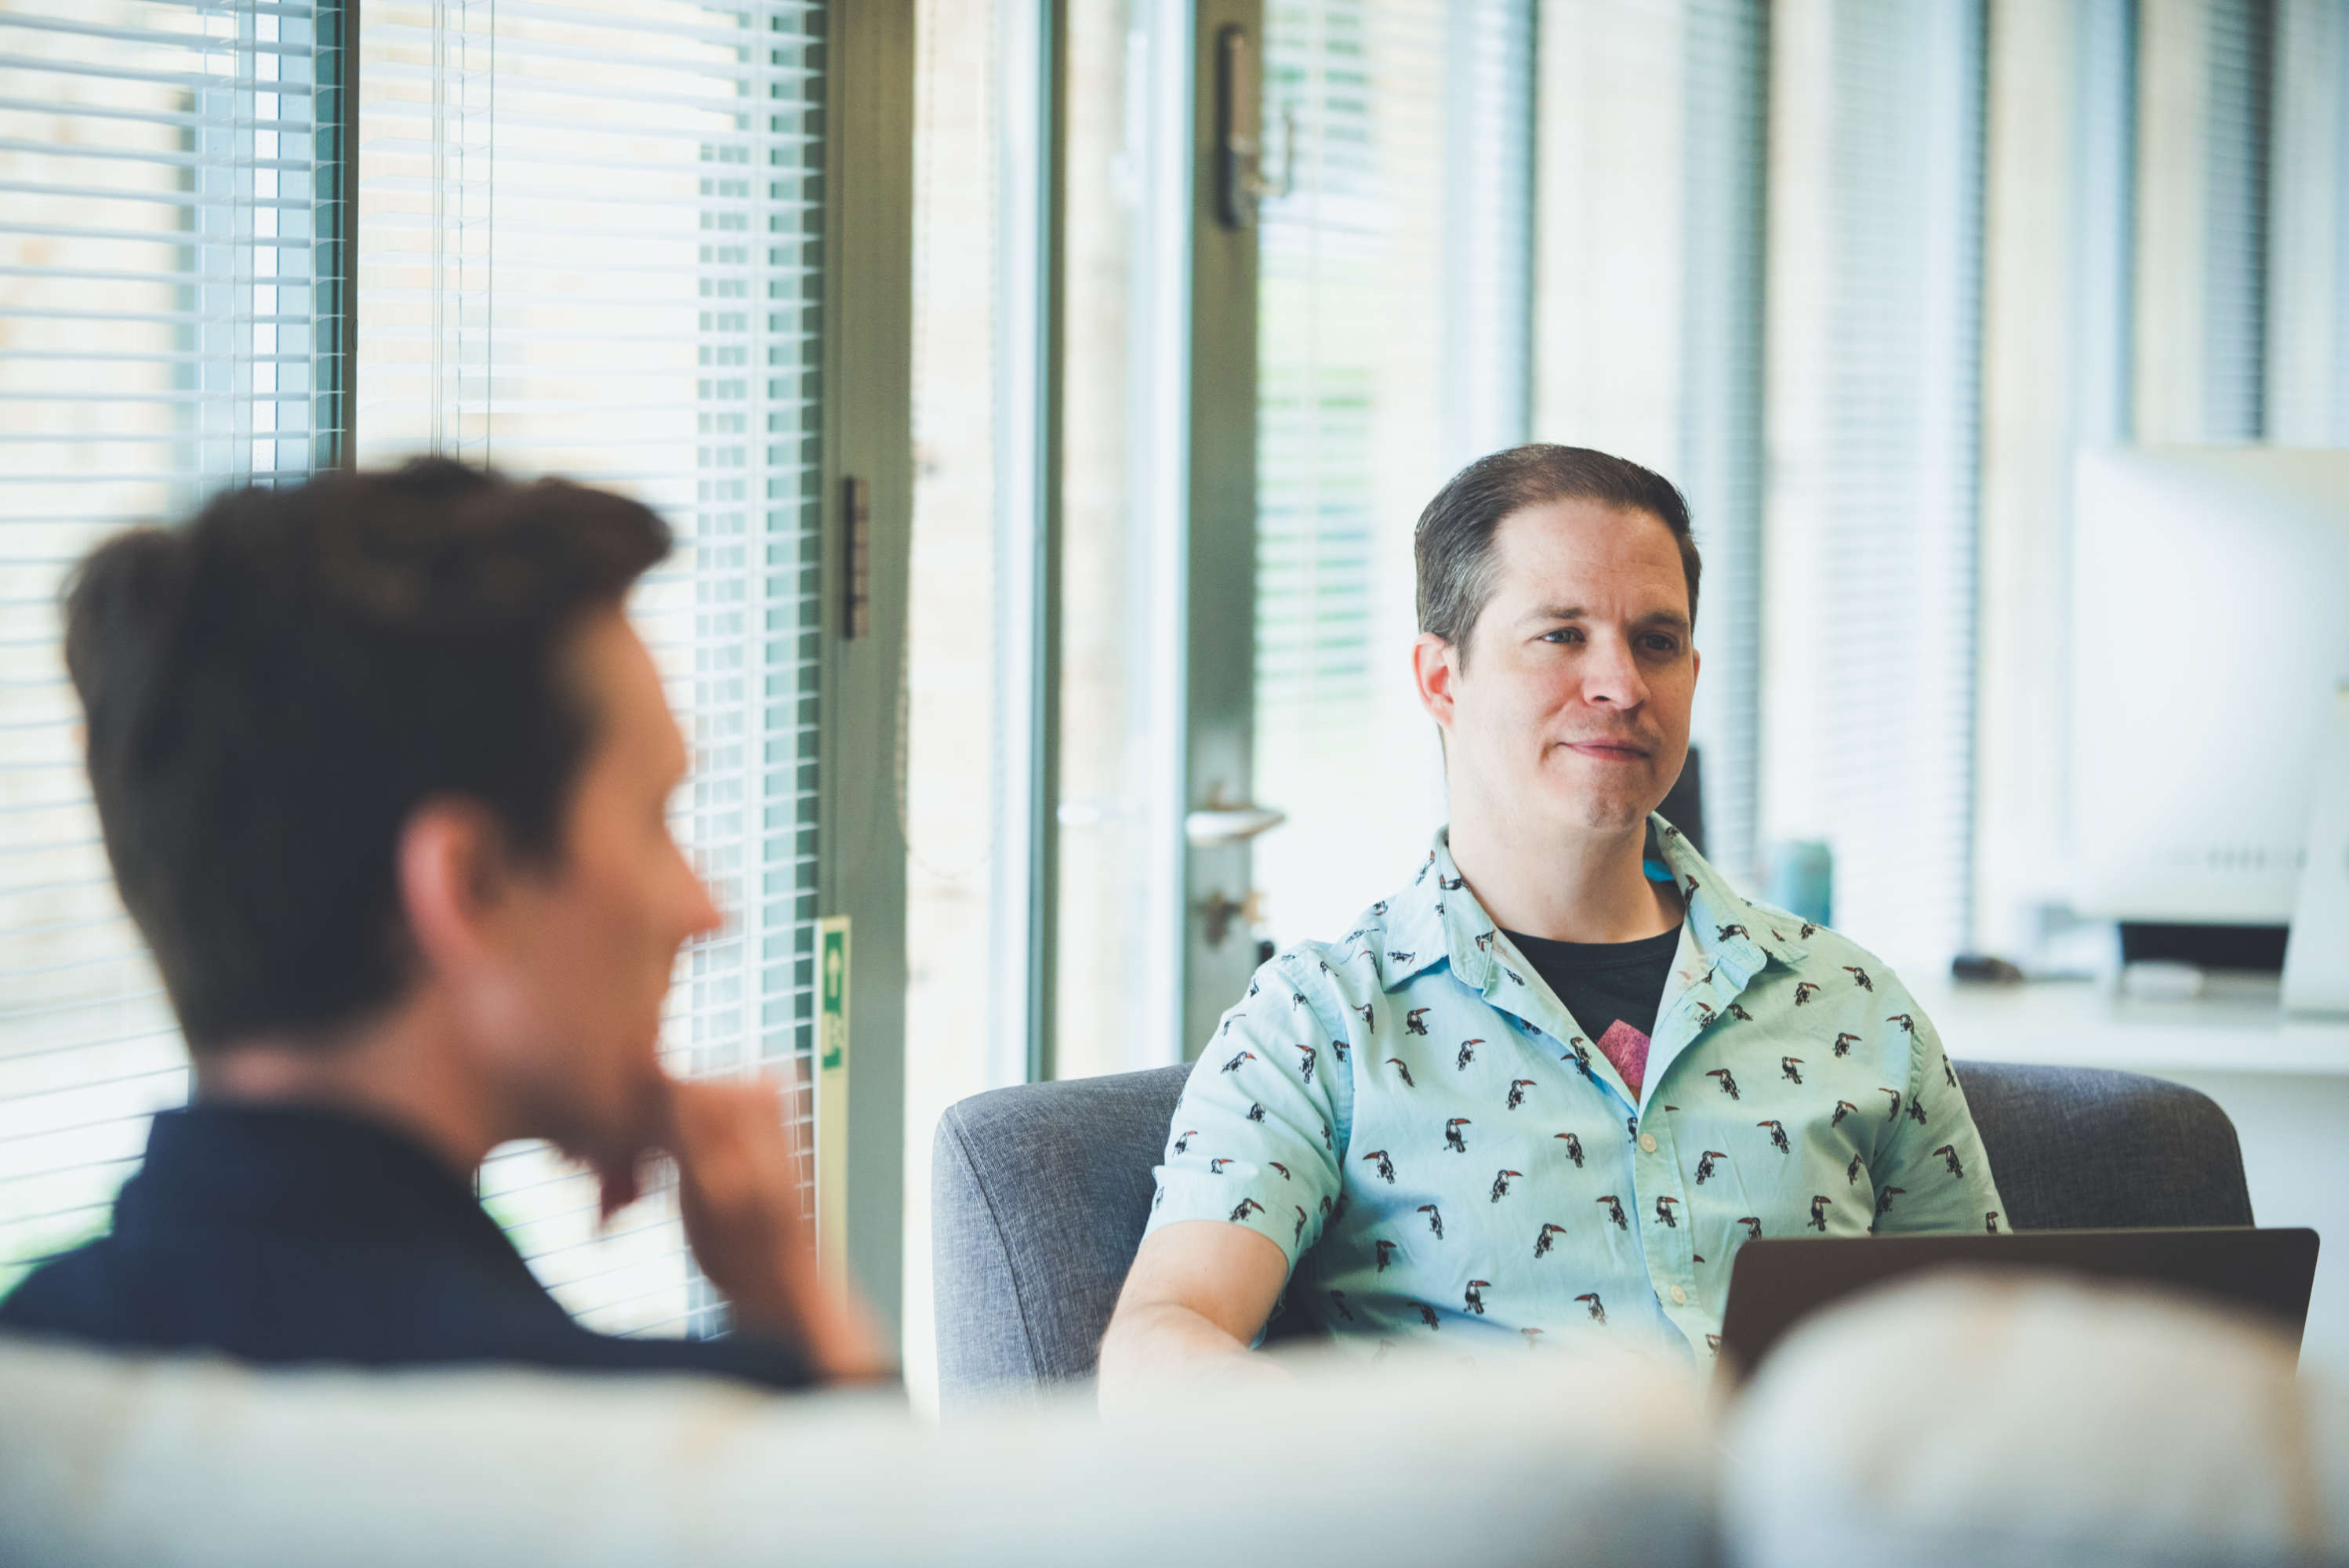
1098;445;2005;1399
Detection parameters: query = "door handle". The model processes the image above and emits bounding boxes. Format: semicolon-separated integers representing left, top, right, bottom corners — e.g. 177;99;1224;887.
1200;888;1267;948
1185;786;1287;847
1215;24;1294;230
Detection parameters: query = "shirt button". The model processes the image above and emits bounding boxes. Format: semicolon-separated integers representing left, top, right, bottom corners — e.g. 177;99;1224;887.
1669;1285;1687;1305
1639;1133;1658;1154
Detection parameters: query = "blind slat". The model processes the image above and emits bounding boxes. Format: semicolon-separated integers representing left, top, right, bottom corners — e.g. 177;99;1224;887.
0;50;325;98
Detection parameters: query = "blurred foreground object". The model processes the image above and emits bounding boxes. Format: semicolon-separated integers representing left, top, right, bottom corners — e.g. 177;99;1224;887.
1723;1271;2349;1568
9;1269;2339;1566
0;1334;1708;1568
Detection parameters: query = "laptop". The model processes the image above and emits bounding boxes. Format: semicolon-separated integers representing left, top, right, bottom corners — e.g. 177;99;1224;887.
1716;1228;2320;1385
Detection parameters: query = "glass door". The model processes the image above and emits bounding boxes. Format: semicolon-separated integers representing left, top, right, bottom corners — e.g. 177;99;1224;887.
1051;0;1265;1075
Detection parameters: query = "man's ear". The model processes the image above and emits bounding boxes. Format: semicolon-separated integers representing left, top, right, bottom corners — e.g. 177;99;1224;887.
1412;632;1460;732
396;797;513;980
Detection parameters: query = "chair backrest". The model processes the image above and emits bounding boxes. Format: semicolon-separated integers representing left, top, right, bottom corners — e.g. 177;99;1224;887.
930;1057;2253;1407
931;1063;1190;1411
1957;1059;2253;1231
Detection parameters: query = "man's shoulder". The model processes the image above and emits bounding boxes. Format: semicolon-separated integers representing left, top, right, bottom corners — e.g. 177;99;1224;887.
1787;924;1912;990
1753;915;1932;1032
0;1238;121;1338
0;1223;811;1388
1253;887;1419;984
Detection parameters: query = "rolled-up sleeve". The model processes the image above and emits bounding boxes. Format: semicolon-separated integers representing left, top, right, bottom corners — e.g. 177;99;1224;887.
1872;992;2007;1236
1142;954;1348;1276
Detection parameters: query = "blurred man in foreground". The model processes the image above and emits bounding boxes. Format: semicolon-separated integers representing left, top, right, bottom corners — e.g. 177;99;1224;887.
1;460;882;1388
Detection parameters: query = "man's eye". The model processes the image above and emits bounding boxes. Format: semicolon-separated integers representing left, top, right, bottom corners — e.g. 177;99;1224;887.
1643;635;1681;654
1542;627;1584;644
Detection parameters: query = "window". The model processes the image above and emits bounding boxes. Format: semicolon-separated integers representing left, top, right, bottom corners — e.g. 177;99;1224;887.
1972;0;2138;964
2267;0;2348;445
2135;0;2273;443
0;0;837;1341
1530;0;1768;884
354;0;830;1337
0;0;347;1295
1760;0;1987;974
1249;0;1535;949
1051;0;1195;1077
902;0;1009;1413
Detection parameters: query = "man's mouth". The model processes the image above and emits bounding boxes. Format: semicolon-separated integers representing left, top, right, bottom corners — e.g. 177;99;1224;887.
1561;739;1650;761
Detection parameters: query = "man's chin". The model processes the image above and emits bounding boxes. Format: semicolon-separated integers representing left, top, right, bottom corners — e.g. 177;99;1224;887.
554;1069;670;1171
1541;782;1661;836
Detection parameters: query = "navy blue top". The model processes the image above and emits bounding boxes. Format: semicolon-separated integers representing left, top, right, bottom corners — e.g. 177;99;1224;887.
0;1102;814;1390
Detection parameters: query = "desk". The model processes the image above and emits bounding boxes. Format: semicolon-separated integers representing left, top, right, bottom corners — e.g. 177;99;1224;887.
1915;973;2349;1076
1916;974;2349;1381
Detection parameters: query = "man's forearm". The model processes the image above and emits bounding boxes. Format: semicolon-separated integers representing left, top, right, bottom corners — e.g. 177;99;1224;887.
1097;1299;1278;1413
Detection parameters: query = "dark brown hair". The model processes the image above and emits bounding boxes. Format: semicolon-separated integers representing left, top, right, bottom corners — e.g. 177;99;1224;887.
1414;444;1702;665
65;458;670;1051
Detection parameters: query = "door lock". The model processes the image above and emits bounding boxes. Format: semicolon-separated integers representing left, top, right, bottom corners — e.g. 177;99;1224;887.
1200;888;1266;948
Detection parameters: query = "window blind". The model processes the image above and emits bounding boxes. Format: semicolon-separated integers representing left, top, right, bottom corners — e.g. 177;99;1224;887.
2269;0;2349;445
355;0;827;1340
1251;0;1533;948
0;0;346;1297
1530;0;1769;884
1760;0;1986;974
2200;0;2272;441
1673;0;1769;886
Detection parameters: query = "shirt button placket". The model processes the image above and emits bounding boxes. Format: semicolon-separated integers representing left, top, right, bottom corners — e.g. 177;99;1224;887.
1636;1098;1697;1329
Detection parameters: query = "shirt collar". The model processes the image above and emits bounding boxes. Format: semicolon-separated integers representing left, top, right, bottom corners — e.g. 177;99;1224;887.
1645;816;1813;974
1368;838;1463;989
1372;814;1810;996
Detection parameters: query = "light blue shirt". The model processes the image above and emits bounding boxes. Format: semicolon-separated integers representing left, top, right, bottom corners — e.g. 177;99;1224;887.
1145;817;2008;1359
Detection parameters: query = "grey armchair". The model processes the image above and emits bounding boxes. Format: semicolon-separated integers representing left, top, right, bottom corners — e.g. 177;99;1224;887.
930;1059;2253;1410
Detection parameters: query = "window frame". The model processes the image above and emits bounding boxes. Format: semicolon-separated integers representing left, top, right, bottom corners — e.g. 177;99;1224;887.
815;0;915;1327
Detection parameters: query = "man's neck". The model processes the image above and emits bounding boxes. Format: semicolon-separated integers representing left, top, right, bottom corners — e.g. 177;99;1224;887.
1445;807;1680;946
193;1004;504;1181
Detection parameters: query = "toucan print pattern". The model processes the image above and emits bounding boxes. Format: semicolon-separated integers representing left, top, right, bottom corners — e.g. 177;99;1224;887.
1143;817;2009;1361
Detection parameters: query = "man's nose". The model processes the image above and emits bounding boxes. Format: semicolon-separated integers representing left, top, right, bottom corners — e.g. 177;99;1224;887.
681;866;725;943
1581;633;1649;709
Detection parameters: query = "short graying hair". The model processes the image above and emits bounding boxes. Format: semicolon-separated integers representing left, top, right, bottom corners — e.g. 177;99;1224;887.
1414;444;1701;666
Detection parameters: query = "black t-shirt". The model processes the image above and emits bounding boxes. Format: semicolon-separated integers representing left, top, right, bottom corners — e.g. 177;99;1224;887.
1503;924;1682;1065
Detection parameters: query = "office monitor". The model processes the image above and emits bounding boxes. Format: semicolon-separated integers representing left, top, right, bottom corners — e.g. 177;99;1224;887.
2071;445;2349;929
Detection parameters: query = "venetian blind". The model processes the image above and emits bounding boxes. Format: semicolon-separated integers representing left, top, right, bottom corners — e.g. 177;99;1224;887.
1251;0;1533;946
1673;0;1769;884
2267;0;2347;445
2200;0;2272;440
0;0;347;1296
354;0;827;1339
1530;0;1768;882
1760;0;1986;974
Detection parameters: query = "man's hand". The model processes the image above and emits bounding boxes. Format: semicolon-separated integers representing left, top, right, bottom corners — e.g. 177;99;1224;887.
1096;1219;1291;1417
646;1073;891;1381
